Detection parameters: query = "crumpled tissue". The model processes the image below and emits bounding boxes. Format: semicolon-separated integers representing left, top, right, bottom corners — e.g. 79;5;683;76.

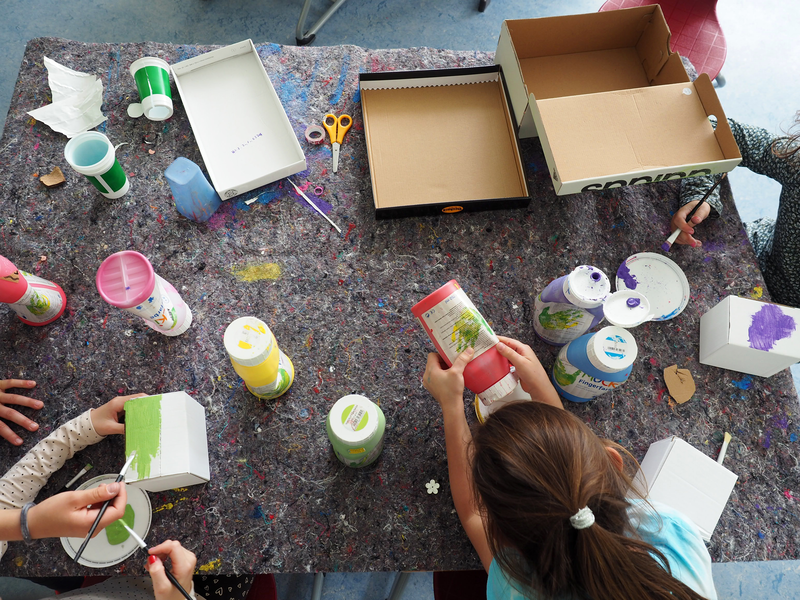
27;57;106;138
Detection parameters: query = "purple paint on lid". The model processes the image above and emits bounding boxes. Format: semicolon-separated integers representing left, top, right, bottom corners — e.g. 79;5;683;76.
626;298;641;308
616;261;638;290
748;303;797;351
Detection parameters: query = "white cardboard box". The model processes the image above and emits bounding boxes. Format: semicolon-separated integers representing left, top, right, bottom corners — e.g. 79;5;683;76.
494;6;741;195
634;436;737;542
700;295;800;377
171;40;306;200
124;391;210;492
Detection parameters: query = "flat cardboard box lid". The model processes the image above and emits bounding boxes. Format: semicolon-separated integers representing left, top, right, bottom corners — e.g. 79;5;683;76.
360;68;528;210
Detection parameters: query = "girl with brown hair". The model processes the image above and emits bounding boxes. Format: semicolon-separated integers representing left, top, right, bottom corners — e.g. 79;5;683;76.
423;337;717;600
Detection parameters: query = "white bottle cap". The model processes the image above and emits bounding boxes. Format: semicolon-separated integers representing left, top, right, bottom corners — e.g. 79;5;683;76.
586;326;638;373
603;290;652;328
563;266;611;309
477;371;520;406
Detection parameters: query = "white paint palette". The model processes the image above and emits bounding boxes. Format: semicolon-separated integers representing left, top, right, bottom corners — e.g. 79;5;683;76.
615;252;690;321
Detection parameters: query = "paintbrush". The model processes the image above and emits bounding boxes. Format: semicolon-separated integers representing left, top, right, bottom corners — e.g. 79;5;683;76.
64;463;93;489
73;452;135;564
662;172;727;252
717;431;732;465
288;178;342;234
120;522;194;600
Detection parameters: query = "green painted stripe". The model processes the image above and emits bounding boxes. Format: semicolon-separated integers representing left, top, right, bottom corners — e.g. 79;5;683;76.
134;65;170;99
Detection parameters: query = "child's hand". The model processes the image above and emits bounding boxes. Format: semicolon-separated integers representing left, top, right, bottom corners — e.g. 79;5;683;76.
0;379;42;446
27;482;128;539
90;393;146;436
670;200;712;248
423;348;474;414
146;540;197;600
496;337;563;409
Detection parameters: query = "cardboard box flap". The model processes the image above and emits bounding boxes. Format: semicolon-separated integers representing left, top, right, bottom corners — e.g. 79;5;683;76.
535;79;732;185
171;40;252;76
361;68;528;210
693;75;742;161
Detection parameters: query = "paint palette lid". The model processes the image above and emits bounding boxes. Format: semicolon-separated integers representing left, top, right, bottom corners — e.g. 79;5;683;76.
96;251;156;309
61;473;152;568
327;394;380;444
615;253;690;321
224;316;275;366
603;290;652;328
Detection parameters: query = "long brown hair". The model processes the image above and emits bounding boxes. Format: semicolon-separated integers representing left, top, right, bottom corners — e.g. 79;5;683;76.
471;402;708;600
771;110;800;161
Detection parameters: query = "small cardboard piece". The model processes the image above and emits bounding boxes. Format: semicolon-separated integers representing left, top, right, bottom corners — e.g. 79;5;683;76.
124;391;210;492
40;166;66;187
359;66;530;218
171;40;306;200
699;296;800;377
494;6;741;195
634;436;737;541
663;364;695;403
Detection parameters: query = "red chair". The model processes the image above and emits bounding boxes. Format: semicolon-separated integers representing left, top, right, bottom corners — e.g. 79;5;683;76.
599;0;726;85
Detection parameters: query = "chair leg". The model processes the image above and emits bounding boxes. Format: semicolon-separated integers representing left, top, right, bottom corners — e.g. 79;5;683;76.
387;572;411;600
713;72;726;88
310;572;324;600
478;0;491;11
296;0;349;45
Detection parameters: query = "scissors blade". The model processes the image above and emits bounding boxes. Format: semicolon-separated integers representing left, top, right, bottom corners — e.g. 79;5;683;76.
332;142;341;173
288;179;342;234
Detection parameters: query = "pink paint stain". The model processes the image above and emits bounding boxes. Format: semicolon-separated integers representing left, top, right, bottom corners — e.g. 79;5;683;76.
785;489;795;501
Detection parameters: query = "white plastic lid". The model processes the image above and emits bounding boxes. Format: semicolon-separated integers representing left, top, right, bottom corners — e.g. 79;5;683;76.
477;371;520;406
603;290;652;328
564;266;611;308
587;326;638;373
328;395;379;444
223;316;274;366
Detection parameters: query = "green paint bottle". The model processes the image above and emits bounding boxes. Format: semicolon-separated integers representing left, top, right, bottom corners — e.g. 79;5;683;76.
326;395;386;468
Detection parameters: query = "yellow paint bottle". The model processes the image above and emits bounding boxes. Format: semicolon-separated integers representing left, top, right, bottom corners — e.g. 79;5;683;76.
223;317;295;400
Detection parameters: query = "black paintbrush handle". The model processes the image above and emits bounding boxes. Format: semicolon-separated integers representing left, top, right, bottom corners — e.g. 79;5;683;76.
73;472;125;564
164;567;195;600
684;172;727;221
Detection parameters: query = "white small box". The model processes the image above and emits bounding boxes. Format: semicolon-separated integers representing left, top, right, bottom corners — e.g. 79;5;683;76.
633;436;737;541
171;40;306;200
700;295;800;377
124;391;210;492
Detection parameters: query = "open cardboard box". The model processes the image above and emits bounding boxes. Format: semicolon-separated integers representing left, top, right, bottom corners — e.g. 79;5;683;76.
171;40;306;200
494;6;741;195
360;66;530;218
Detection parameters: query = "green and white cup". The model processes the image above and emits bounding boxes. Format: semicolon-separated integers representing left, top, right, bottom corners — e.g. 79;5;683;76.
64;132;129;199
129;57;173;121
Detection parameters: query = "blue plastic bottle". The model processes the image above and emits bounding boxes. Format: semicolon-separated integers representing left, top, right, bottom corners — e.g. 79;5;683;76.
165;157;222;222
533;265;611;346
552;326;638;402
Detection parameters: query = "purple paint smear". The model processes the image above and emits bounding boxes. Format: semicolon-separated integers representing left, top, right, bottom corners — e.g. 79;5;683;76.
748;304;797;351
617;262;638;289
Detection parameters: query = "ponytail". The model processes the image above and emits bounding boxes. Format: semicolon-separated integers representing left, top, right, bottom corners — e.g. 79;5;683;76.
471;402;709;600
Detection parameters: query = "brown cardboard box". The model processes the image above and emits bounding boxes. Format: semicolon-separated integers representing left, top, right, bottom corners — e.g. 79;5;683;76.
359;66;530;218
495;6;741;195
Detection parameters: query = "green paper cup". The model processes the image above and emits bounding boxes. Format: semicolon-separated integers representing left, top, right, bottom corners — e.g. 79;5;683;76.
129;57;173;121
64;132;129;199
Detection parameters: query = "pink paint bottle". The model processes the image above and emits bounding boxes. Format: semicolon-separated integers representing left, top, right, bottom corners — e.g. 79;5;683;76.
0;254;66;325
96;251;192;336
412;280;518;406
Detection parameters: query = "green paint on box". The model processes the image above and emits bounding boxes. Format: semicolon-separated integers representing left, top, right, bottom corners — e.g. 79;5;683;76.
105;504;135;545
125;395;162;481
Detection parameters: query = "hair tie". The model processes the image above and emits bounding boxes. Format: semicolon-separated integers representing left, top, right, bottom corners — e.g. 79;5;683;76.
570;506;595;530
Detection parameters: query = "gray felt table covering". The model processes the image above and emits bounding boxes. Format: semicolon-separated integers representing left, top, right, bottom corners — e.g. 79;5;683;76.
0;38;798;576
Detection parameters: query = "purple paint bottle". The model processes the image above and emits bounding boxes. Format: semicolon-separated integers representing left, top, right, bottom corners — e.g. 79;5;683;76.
533;265;611;346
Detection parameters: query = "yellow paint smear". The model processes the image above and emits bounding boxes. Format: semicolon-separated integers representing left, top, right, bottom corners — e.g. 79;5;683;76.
233;263;281;282
751;285;764;299
198;558;222;572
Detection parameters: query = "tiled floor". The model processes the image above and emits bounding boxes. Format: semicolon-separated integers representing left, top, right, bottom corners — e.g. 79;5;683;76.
0;0;798;598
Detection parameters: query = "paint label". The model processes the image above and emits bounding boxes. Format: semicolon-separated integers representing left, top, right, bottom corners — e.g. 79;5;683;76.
343;404;368;432
417;289;497;364
552;351;628;401
247;350;295;400
124;275;178;332
9;273;65;323
533;293;594;345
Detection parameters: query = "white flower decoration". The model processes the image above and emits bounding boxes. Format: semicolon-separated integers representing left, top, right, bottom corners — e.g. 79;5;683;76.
425;479;440;494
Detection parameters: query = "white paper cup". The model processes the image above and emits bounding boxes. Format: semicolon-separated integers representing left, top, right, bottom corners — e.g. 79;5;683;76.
64;132;129;199
129;57;173;121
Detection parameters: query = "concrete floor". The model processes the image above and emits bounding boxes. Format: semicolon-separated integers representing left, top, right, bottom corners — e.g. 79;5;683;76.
0;0;798;598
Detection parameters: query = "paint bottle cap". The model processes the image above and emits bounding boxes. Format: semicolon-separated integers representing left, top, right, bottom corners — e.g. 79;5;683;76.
475;381;531;424
223;317;275;367
327;395;381;445
586;326;638;373
603;290;652;328
96;251;156;309
477;371;520;406
563;266;610;309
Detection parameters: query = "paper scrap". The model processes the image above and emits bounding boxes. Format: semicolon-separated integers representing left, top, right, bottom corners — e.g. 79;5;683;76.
39;166;66;187
27;57;106;138
664;365;696;404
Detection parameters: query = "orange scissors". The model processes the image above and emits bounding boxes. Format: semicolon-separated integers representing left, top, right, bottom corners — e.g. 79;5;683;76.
323;113;352;173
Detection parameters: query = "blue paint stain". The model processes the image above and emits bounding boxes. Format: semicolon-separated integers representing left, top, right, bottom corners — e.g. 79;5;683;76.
763;430;771;449
257;43;282;57
657;307;681;321
352;87;361;104
791;433;798;442
758;531;765;539
329;54;351;105
732;376;754;390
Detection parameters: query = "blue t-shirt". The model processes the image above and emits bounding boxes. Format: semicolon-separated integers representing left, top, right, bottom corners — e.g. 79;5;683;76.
486;500;717;600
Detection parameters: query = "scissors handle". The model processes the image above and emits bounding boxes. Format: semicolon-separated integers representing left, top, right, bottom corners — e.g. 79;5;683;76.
323;114;353;145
